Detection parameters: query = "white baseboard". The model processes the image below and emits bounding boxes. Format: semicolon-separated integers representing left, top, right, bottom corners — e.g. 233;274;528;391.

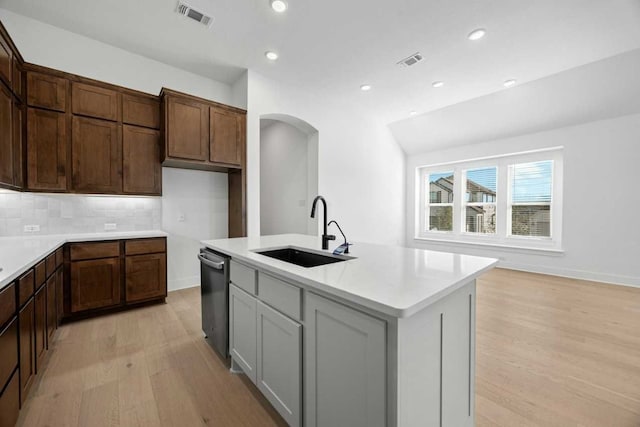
168;275;201;292
498;261;640;288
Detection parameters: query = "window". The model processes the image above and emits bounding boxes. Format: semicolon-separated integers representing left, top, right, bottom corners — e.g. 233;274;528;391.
463;167;497;234
427;172;453;231
417;148;563;251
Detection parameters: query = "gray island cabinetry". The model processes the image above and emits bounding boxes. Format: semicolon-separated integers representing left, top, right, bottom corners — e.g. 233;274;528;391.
203;234;498;427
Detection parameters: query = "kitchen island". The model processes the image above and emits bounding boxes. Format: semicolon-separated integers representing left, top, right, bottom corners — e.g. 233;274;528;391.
202;234;498;427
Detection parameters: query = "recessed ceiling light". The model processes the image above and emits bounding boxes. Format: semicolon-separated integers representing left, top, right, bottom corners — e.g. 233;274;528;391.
360;84;372;91
503;79;517;87
410;111;418;116
432;81;444;88
270;0;288;13
468;28;486;41
265;51;279;61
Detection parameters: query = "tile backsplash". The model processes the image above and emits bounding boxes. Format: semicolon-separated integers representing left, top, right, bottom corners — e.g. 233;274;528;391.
0;190;161;236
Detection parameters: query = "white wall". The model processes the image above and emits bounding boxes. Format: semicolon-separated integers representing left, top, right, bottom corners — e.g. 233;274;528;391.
260;121;309;235
2;9;236;290
247;71;407;246
162;168;228;291
406;113;640;287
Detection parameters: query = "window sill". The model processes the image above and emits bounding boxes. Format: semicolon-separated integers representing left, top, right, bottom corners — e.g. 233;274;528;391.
413;236;565;256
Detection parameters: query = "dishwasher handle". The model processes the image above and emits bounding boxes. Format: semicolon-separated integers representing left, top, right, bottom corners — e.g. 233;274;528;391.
198;253;225;270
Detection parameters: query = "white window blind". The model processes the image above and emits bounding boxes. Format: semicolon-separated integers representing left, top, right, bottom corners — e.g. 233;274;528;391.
509;160;553;238
463;167;497;234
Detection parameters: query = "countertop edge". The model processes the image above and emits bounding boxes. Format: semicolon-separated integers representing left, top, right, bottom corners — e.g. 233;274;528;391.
0;230;168;290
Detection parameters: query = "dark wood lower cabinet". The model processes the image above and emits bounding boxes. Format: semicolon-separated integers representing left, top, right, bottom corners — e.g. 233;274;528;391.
55;268;63;326
0;318;18;394
18;298;35;405
70;257;121;313
125;253;167;303
46;275;56;342
34;287;46;370
0;370;19;427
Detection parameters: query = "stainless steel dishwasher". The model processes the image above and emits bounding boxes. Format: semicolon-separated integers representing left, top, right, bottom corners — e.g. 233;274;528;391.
198;248;229;358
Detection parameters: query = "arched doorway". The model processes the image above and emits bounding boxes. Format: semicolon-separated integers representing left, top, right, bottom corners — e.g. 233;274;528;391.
259;114;319;236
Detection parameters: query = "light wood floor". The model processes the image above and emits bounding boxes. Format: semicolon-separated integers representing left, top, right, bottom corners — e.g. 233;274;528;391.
16;269;640;426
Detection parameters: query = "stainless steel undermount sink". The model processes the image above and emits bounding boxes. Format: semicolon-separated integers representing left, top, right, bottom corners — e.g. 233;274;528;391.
254;246;355;268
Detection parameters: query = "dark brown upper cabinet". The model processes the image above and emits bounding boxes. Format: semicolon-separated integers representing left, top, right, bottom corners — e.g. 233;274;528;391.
12;101;24;188
72;82;119;121
123;94;160;129
11;58;22;100
0;83;13;186
27;108;67;191
27;72;68;112
123;125;161;195
0;33;12;88
72;116;121;193
210;107;242;166
164;93;209;161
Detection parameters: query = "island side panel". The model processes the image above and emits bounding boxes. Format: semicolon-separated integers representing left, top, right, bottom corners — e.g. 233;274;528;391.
396;280;476;427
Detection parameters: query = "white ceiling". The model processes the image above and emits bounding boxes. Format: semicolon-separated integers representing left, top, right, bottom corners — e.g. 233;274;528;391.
2;0;640;150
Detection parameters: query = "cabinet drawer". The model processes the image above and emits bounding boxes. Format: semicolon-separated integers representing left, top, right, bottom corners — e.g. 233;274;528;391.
258;272;302;321
230;260;257;295
55;247;63;268
0;368;19;427
0;318;18;391
72;82;119;121
27;72;68;112
0;283;15;328
45;252;56;278
17;270;34;308
70;241;120;261
125;238;166;256
122;94;160;129
34;260;46;289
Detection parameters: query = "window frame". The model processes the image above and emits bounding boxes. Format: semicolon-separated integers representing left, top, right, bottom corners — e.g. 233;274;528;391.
416;148;563;252
461;167;498;236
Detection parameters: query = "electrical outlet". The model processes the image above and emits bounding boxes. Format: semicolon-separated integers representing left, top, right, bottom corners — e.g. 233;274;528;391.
23;224;40;233
178;214;186;222
104;223;117;231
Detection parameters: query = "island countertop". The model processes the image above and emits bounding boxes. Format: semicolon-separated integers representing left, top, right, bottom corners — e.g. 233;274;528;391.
201;234;498;318
0;230;168;291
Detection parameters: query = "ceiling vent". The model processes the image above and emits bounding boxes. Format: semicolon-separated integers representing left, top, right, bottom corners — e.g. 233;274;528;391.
397;52;424;68
176;1;213;27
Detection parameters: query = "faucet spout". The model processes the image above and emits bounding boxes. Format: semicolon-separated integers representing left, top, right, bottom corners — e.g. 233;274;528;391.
310;196;335;250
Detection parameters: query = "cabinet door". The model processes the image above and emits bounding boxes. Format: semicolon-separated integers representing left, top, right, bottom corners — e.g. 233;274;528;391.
257;301;302;427
12;101;24;188
46;274;56;342
34;286;46;370
0;82;12;186
71;116;121;193
55;268;64;325
0;35;12;87
70;258;121;313
125;253;166;303
122;94;160;129
12;58;22;99
123;125;161;195
229;284;257;383
18;298;35;404
305;293;386;427
72;82;119;121
210;107;241;165
26;72;68;112
0;370;19;427
166;96;208;161
27;108;67;191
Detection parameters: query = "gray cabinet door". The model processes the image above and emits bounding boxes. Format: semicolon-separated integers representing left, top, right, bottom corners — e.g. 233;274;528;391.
305;292;387;427
257;301;302;427
229;284;257;383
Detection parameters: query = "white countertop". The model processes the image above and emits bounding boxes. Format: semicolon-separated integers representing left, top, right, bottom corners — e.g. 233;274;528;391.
201;234;498;318
0;230;167;291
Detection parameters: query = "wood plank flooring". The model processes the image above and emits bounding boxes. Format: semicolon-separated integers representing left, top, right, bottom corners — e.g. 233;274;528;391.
476;269;640;427
16;268;640;426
